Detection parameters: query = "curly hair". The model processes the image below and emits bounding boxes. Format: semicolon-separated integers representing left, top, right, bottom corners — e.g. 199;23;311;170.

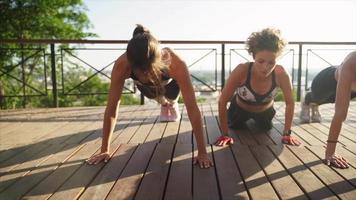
246;28;287;58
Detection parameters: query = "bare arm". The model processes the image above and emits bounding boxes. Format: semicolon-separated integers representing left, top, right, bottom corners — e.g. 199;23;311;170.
326;62;353;156
87;55;129;164
168;52;207;155
101;59;127;152
218;64;244;136
276;66;295;133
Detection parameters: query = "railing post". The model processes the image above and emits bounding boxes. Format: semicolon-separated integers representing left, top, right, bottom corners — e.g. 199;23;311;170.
21;44;26;108
50;43;58;107
221;43;225;89
140;93;144;105
297;44;303;102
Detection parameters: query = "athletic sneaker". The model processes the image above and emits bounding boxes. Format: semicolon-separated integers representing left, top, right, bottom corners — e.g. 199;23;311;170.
299;103;310;123
311;104;322;123
168;102;181;122
160;104;170;122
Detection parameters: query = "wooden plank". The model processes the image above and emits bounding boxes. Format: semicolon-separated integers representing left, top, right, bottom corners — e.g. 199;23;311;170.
177;106;193;144
115;107;152;144
144;118;166;143
105;142;156;200
273;118;320;145
288;146;356;199
230;144;279;199
0;122;26;138
0;144;85;200
233;129;258;145
307;146;356;187
0;143;51;175
310;122;355;146
247;126;275;145
0;121;66;150
0;142;67;192
269;145;337;199
164;144;192;200
78;144;137;200
129;105;157;143
47;124;134;200
0;106;136;199
250;145;306;199
193;145;219;200
212;145;249;199
0;117;99;163
160;119;179;144
135;143;174;200
202;104;220;144
22;140;102;199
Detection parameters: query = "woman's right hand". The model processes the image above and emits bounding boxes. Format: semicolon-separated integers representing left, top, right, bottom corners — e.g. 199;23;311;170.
325;154;349;169
86;152;111;165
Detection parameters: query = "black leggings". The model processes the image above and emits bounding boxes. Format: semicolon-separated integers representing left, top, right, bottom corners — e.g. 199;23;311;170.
136;79;180;101
228;95;276;131
304;66;356;105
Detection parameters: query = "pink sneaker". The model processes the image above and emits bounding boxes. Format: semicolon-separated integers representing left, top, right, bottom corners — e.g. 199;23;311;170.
168;102;181;122
160;104;170;122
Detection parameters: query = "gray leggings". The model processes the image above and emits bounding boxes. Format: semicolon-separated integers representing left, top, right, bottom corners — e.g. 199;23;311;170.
305;66;356;105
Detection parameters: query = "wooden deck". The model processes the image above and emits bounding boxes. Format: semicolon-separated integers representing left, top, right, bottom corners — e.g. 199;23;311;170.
0;102;355;200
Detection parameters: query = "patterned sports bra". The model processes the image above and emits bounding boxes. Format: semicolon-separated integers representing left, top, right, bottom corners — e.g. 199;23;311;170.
236;62;279;105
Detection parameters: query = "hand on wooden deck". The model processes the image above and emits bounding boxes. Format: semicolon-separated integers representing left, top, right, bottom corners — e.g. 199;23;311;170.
325;154;349;169
194;153;214;169
214;135;234;146
281;135;302;146
86;152;111;165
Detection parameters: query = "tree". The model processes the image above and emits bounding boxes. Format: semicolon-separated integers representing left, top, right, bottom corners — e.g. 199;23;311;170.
0;0;96;39
0;0;98;108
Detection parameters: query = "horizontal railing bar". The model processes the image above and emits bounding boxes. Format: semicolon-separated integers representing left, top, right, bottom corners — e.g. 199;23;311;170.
2;39;356;45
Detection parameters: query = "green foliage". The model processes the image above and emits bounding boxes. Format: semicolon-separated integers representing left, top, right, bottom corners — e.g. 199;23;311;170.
274;89;297;102
120;94;140;105
177;95;206;104
0;0;96;39
0;0;98;109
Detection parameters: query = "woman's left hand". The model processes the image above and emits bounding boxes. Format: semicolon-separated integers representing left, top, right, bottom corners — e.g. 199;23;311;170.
282;135;301;146
194;153;214;168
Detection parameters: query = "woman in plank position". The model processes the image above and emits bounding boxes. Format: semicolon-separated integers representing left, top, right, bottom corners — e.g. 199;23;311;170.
86;25;213;168
300;51;356;168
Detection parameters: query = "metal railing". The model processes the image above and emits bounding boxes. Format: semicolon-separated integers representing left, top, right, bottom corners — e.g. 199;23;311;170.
1;39;356;108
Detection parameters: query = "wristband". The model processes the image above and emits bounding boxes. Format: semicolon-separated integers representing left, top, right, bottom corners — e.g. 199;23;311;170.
283;129;291;136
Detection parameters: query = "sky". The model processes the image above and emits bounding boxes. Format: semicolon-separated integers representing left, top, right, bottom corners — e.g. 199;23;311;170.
84;0;356;42
75;0;356;90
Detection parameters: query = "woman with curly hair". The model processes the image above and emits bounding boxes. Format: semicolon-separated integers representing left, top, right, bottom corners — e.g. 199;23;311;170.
215;28;301;146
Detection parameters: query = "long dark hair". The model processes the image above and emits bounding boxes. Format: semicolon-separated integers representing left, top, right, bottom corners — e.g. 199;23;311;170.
126;24;165;96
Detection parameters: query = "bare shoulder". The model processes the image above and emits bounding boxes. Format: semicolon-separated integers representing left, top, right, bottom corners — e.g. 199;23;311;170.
162;48;187;77
274;65;288;76
342;51;356;71
231;62;249;78
274;65;291;88
112;52;131;79
226;63;249;86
